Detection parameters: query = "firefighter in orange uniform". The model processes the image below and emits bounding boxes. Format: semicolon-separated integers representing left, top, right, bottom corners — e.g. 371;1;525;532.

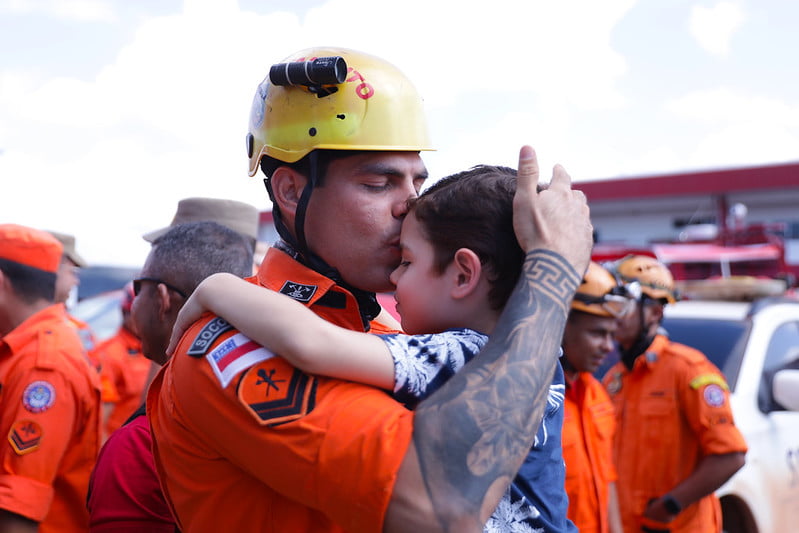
0;224;102;533
48;231;99;358
147;46;593;532
92;282;149;438
602;256;747;532
561;262;628;533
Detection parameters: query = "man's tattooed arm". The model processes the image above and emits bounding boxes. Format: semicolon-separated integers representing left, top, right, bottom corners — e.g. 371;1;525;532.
383;146;591;533
412;250;579;531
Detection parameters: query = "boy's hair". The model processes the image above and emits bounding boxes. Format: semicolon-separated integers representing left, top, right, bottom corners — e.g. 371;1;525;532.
0;258;57;303
411;165;523;311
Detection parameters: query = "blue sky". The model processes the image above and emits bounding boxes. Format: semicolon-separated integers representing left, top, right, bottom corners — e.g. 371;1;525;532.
1;0;797;267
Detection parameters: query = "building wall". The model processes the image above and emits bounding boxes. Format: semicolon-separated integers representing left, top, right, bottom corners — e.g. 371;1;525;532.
588;187;799;244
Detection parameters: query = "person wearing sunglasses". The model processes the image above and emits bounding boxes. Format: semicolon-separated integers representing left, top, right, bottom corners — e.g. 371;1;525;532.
602;255;747;533
86;221;254;532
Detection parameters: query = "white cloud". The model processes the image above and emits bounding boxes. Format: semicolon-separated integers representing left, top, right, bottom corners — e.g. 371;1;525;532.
0;0;116;22
689;122;799;169
689;1;745;57
663;88;799;171
328;0;635;112
667;87;799;125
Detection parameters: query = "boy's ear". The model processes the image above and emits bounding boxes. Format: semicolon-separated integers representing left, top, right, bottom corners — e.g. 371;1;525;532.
270;167;308;227
451;248;483;300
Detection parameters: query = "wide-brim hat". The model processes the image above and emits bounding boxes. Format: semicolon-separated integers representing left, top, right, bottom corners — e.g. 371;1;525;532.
1;224;63;273
143;197;260;243
48;231;88;268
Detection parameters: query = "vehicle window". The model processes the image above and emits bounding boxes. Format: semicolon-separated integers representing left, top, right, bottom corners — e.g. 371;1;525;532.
759;321;799;413
660;317;749;391
71;290;124;341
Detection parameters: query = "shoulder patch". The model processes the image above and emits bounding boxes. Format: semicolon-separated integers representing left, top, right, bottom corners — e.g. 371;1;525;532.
606;372;623;395
206;333;275;388
238;358;317;426
187;317;234;357
23;381;56;413
279;281;317;303
8;420;43;455
690;374;729;391
703;383;727;407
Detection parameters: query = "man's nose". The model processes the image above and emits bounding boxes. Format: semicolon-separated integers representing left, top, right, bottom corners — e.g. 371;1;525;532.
392;179;419;218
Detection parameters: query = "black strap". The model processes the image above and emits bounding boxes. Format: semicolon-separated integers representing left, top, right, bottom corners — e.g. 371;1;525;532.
122;402;147;426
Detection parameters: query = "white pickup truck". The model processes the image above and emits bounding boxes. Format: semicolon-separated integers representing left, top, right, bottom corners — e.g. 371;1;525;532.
662;295;799;533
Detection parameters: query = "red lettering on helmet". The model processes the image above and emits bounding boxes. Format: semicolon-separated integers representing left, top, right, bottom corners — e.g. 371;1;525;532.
356;82;374;99
346;68;374;100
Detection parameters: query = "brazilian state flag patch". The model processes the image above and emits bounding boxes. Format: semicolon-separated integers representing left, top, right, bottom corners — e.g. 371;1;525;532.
8;420;43;455
238;358;316;426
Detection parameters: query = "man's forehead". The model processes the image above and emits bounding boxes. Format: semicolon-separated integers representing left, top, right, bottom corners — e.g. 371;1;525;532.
333;151;427;174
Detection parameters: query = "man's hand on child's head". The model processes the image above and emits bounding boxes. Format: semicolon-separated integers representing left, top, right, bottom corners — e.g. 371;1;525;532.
513;145;592;275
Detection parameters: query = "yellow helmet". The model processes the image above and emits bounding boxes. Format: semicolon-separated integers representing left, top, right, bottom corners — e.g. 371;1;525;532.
246;46;434;176
615;255;677;304
572;262;634;318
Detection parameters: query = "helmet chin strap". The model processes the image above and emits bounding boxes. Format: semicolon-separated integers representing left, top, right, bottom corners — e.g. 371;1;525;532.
620;300;655;370
263;154;382;329
262;152;332;278
293;151;316;262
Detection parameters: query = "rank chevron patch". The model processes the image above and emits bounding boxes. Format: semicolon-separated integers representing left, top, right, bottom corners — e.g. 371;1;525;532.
8;420;43;455
238;357;317;426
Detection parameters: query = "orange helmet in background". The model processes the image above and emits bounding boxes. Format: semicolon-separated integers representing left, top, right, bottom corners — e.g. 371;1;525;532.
613;255;678;304
572;262;634;318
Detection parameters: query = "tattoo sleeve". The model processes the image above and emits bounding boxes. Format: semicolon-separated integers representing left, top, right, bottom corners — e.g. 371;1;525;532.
412;249;580;531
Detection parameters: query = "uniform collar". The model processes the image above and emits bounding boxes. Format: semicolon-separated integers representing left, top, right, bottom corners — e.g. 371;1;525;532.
258;246;380;332
1;304;65;354
632;334;669;371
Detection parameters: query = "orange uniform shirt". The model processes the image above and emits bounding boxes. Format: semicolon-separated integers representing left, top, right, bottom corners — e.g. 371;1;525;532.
148;248;413;532
602;334;748;533
93;327;149;436
562;371;617;533
64;308;98;355
0;304;102;533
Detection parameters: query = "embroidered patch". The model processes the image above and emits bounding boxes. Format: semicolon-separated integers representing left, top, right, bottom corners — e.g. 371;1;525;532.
187;317;234;357
606;373;623;395
703;384;726;407
690;374;729;390
238;358;316;426
206;333;274;388
8;420;42;455
23;381;56;413
279;281;317;303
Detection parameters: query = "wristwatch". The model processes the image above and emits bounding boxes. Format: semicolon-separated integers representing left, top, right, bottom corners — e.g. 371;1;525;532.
662;494;683;515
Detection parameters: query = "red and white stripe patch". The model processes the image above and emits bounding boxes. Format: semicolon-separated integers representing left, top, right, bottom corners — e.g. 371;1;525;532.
206;333;274;388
